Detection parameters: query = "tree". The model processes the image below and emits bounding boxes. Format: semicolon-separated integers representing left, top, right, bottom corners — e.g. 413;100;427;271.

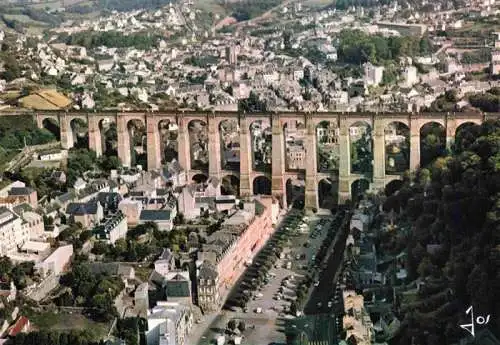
384;119;500;343
116;318;139;345
98;155;121;171
417;256;433;278
0;256;13;281
79;230;93;243
290;301;298;315
227;319;237;333
91;241;109;255
283;31;292;50
238;320;246;333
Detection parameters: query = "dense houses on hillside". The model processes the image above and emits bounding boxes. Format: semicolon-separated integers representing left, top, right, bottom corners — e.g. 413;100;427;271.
0;156;279;345
0;0;498;115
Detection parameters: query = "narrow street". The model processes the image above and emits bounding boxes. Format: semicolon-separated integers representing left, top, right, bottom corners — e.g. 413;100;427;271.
304;212;350;315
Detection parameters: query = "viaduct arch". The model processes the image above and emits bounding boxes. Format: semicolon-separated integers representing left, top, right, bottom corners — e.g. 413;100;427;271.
25;110;499;209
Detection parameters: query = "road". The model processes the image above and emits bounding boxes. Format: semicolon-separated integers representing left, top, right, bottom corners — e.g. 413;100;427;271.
303;212;350;315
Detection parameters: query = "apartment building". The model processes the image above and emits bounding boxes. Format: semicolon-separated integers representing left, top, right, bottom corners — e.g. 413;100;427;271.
146;301;193;345
196;198;275;312
92;211;128;244
0;207;29;256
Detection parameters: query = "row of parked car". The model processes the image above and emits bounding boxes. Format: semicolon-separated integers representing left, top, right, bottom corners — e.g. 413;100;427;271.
223;210;306;310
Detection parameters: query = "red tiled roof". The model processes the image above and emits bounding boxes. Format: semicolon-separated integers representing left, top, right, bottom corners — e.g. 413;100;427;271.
8;316;29;337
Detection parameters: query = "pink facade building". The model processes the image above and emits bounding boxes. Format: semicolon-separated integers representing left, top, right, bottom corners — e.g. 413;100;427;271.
35;244;73;277
197;197;275;311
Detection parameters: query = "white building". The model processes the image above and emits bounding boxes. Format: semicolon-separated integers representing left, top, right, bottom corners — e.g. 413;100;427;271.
93;211;128;244
0;207;29;256
21;211;44;239
97;59;114;72
146;302;193;345
363;62;384;86
35;244;73;277
403;66;418;87
38;150;65;161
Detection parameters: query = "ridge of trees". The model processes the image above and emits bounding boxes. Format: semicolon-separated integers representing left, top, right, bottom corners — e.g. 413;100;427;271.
338;29;433;65
12;330;106;345
227;0;282;22
0;115;56;150
468;87;500;113
381;119;500;344
65;0;174;13
64;31;161;50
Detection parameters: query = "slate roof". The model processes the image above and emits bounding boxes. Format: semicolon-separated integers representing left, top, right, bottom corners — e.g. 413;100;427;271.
8;187;35;196
57;191;75;203
195;196;215;205
85;262;133;278
156;188;169;196
149;197;167;204
215;198;236;204
139;210;172;221
132;196;149;205
66;201;99;215
0;207;17;227
198;261;218;280
166;278;190;298
97;192;122;210
158;248;174;261
12;203;33;214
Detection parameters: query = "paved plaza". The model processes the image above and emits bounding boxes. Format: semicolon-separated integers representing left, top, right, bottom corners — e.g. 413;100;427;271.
195;214;334;345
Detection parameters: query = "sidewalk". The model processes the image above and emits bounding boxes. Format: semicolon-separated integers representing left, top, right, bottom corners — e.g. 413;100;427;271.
186;311;219;345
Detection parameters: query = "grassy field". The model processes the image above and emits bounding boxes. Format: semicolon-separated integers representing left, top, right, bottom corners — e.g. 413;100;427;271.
27;311;111;340
3;14;48;27
301;0;335;7
193;0;227;15
0;90;21;102
28;0;63;10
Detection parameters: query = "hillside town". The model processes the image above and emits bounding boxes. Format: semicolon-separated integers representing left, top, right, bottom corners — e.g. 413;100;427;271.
0;0;498;113
0;0;497;345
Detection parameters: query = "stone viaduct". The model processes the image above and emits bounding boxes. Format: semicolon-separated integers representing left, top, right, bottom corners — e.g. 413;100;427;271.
20;110;500;209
